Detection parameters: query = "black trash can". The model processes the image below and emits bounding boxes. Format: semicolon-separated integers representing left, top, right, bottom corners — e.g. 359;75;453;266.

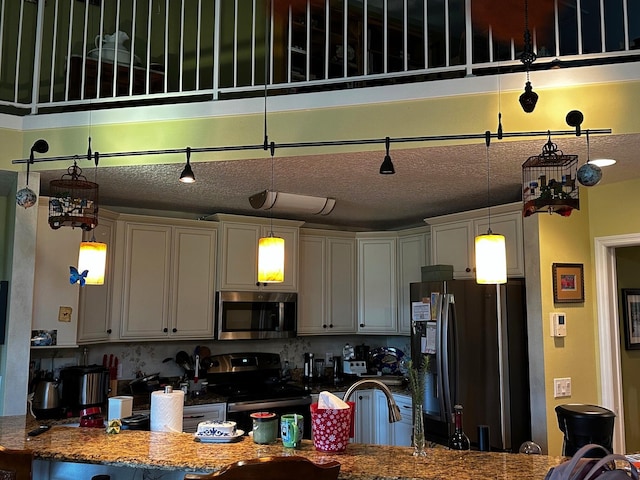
555;404;615;456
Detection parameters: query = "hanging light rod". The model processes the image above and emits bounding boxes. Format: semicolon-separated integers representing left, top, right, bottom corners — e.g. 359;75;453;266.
11;128;611;165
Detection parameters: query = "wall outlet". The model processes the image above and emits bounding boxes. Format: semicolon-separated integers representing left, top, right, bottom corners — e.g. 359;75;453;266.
554;377;572;398
325;352;334;364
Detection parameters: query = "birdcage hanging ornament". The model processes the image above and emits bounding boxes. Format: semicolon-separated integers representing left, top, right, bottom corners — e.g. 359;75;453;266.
48;159;99;231
522;134;579;217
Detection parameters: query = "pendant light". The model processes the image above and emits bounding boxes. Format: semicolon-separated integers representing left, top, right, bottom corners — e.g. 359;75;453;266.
256;3;284;285
78;236;107;285
257;143;285;284
519;0;538;113
77;152;107;285
475;131;507;284
179;147;195;183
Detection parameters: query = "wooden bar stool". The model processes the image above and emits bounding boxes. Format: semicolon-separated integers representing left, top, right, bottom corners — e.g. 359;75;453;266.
0;446;33;480
184;456;340;480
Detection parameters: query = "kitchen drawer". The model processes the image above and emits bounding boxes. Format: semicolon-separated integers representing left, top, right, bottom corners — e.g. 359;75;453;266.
182;403;226;433
135;402;226;433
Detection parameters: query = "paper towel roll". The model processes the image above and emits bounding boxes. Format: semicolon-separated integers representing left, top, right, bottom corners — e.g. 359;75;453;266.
108;395;133;421
150;390;184;433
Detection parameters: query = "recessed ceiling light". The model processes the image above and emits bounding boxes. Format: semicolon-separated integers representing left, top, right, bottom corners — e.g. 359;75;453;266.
588;158;617;167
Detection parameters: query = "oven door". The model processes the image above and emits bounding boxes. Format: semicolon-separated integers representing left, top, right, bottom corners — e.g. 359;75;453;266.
226;396;312;439
216;291;297;340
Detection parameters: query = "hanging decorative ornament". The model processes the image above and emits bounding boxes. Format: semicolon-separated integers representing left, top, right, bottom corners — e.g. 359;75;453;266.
576;163;603;187
16;185;37;209
16;139;49;208
576;131;603;187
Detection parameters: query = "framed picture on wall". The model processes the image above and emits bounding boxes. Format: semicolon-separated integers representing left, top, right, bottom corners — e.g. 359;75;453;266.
552;263;585;303
622;289;640;350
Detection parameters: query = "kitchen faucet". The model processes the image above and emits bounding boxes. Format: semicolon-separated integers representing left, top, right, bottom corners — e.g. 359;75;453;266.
343;379;402;423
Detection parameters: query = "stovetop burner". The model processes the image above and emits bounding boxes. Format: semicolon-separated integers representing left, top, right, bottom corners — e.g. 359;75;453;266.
205;352;309;403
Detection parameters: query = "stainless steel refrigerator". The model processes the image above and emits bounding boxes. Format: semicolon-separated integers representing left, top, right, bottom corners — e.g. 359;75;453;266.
409;279;531;452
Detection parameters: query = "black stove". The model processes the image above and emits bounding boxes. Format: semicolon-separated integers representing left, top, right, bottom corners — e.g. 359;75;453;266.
205;352;312;437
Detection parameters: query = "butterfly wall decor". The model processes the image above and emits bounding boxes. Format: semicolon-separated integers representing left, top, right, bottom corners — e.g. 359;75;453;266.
70;266;89;287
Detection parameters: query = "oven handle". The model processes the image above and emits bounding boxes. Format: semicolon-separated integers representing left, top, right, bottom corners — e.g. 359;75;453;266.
227;397;312;413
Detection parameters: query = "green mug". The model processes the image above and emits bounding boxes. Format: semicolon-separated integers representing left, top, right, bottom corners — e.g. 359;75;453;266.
281;414;304;448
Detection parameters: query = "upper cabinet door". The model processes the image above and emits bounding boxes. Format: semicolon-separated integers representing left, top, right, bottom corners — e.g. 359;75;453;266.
397;231;429;335
171;227;217;338
430;221;475;279
357;236;397;334
120;223;172;338
326;237;357;333
218;222;261;291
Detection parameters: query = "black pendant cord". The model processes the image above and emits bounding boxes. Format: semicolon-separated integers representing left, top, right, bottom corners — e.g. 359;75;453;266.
263;0;270;152
485;130;492;234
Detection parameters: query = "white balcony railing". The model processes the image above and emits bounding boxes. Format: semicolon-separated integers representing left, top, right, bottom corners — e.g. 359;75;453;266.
1;0;638;114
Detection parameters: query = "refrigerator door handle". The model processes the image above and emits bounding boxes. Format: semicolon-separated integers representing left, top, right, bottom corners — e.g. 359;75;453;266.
435;295;446;421
441;293;455;422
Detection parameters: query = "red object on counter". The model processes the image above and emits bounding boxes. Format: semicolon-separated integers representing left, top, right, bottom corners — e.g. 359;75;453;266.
80;406;105;428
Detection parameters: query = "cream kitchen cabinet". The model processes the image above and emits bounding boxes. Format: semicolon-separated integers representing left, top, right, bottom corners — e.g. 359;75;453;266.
390;393;413;447
298;231;356;334
77;212;118;343
352;388;375;443
118;217;217;340
427;203;524;279
214;215;301;292
397;228;430;335
356;234;397;334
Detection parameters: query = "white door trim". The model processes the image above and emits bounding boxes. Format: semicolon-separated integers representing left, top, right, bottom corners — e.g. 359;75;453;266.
594;233;640;454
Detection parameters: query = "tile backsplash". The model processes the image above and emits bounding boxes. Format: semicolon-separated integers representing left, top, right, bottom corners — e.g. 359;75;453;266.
30;335;411;381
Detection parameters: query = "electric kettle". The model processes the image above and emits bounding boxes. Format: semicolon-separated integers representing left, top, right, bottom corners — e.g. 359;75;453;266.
32;379;62;419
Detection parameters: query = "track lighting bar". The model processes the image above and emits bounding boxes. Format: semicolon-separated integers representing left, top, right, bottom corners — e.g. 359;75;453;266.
11;128;612;165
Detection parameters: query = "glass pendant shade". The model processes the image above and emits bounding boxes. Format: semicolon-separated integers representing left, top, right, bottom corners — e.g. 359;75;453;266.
475;233;507;284
258;235;285;283
78;241;108;285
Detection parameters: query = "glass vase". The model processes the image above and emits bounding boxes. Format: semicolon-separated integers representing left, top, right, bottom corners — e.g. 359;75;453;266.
413;403;427;456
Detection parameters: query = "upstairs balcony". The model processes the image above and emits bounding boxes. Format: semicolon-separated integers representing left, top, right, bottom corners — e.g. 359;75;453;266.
1;0;639;115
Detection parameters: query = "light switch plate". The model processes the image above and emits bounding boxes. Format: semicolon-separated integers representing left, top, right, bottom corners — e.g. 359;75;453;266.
58;306;72;322
554;377;572;398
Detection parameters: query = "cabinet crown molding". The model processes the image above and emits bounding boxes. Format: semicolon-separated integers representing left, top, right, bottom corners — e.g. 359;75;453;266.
424;201;522;226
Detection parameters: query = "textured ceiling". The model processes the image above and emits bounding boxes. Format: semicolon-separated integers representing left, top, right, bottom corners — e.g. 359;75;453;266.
18;132;640;231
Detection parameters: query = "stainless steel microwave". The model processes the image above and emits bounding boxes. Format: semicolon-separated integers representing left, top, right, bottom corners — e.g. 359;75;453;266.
216;291;297;340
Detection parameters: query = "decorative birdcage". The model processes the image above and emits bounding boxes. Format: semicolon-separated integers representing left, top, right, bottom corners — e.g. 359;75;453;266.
522;135;579;217
48;160;99;231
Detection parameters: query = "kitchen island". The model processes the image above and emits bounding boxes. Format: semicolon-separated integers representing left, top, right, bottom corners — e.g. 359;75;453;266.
0;415;562;480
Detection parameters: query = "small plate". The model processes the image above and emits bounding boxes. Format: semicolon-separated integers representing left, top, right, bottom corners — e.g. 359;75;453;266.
369;347;405;375
194;429;245;443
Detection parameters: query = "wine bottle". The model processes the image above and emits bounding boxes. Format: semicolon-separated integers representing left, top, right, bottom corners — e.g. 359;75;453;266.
448;404;471;450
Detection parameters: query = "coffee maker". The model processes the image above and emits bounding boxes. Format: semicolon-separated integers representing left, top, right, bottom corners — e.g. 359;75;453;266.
60;365;110;415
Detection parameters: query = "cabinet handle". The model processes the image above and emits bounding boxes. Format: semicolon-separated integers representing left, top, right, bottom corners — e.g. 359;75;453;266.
163;327;168;333
329;324;333;328
322;324;327;329
106;329;112;334
465;267;471;272
172;328;177;333
358;395;363;400
256;282;260;286
359;323;365;328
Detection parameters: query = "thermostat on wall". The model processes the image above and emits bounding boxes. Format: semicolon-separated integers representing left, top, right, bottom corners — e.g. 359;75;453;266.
550;312;567;337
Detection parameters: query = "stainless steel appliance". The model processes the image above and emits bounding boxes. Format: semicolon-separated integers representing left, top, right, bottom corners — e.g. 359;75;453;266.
409;279;531;451
216;291;297;340
206;352;312;437
60;365;110;414
32;379;62;419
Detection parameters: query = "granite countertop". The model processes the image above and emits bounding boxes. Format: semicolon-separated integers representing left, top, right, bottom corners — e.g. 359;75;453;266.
0;415;562;480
